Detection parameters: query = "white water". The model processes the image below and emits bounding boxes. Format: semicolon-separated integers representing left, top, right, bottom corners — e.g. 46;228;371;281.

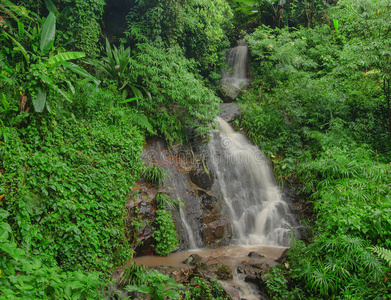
221;40;250;89
208;117;296;246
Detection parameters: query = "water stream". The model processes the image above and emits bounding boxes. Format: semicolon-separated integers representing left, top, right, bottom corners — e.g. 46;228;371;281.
221;40;250;89
208;117;296;247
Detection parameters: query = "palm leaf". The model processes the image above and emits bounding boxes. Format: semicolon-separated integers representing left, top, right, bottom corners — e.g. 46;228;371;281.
4;31;29;63
48;52;85;66
32;88;47;113
61;62;99;85
40;12;56;53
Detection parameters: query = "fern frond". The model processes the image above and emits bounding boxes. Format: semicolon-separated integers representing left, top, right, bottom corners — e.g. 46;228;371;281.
370;246;391;267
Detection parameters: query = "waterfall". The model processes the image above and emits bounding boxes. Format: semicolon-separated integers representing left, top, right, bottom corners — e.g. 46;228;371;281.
221;40;250;89
208;117;296;246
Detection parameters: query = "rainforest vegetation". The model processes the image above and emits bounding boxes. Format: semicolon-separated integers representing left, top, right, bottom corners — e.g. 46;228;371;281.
0;0;390;299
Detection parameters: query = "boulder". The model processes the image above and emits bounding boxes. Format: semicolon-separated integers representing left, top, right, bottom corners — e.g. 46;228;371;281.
189;167;214;190
275;248;290;264
182;254;203;266
219;103;241;122
208;263;233;280
217;82;241;103
248;251;265;259
202;218;232;246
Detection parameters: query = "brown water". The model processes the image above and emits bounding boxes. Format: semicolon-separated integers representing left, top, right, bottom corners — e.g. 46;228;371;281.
134;245;287;300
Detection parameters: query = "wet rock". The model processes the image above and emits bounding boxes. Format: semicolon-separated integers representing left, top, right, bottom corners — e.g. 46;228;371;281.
252;263;267;270
244;274;259;283
209;263;233;280
248;252;265;259
275;248;290;264
127;197;157;256
199;191;220;223
183;254;203;266
202;218;232;247
223;286;241;300
219;103;241;122
217;82;241;102
189;167;214;190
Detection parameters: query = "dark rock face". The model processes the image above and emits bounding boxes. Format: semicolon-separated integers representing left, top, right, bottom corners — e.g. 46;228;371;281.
189;167;214;190
126;191;158;256
198;190;232;246
203;218;232;247
217;82;241;102
219;103;241;122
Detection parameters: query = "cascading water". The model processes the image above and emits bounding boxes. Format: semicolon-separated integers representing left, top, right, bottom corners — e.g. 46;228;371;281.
208;117;296;247
221;39;250;89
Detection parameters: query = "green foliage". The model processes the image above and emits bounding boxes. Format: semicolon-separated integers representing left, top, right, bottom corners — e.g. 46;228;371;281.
286;235;390;299
183;277;229;300
130;41;220;144
124;268;183;300
126;0;233;84
0;208;107;299
1;3;97;115
65;0;104;57
87;39;152;103
141;164;168;188
297;129;391;248
0;105;144;270
152;194;179;256
119;261;147;288
371;246;391;268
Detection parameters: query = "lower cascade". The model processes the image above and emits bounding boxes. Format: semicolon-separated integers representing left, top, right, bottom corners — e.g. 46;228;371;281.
208;117;296;247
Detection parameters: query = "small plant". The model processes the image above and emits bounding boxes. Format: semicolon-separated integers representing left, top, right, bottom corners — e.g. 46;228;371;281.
370;246;391;267
141;164;168;187
119;261;147;288
265;266;290;299
124;268;183;300
152;194;179;256
183;277;229;300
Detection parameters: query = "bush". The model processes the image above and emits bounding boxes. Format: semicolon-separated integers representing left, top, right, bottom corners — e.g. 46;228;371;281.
152;194;179;256
0;109;144;271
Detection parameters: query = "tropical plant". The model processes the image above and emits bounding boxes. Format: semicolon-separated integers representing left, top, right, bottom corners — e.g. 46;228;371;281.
126;0;232;84
87;38;150;101
0;208;107;299
152;194;179;256
141;164;168;188
370;246;391;268
130;41;220;144
124;268;183;300
1;2;97;114
119;262;147;288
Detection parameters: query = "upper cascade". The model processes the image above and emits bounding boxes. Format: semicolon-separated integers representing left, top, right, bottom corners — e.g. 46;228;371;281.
221;39;250;89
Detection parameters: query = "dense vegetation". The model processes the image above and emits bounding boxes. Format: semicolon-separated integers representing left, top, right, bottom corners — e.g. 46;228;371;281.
1;0;391;299
240;0;391;298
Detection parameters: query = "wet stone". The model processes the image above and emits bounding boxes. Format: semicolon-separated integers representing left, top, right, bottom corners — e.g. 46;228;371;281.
248;251;265;258
182;254;202;266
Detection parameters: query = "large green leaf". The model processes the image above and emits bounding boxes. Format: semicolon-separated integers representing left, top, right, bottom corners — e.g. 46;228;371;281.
32;88;47;113
4;32;29;63
40;12;56;53
0;74;13;83
0;208;10;220
62;62;100;85
48;52;85;66
44;0;59;16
